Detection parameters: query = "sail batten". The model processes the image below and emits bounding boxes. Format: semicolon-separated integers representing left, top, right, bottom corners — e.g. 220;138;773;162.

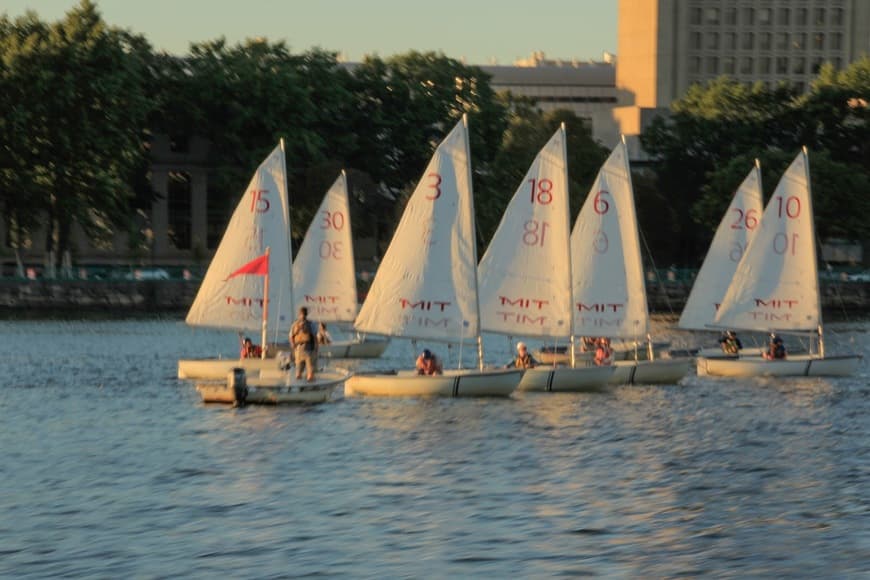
713;150;820;332
679;164;764;330
292;172;357;323
354;119;479;341
185;144;294;334
571;140;648;339
478;126;572;338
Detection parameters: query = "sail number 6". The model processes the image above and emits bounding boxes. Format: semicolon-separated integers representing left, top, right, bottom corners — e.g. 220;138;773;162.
593;190;611;215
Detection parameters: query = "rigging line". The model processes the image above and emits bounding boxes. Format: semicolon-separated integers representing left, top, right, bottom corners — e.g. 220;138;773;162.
637;225;677;317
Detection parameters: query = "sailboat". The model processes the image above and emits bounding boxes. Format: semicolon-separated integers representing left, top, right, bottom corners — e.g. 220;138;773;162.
570;138;690;385
291;171;389;359
697;148;862;377
344;116;523;397
477;124;614;391
679;161;764;357
177;142;349;400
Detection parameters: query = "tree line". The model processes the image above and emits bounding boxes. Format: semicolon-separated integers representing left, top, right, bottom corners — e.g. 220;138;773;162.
1;1;868;269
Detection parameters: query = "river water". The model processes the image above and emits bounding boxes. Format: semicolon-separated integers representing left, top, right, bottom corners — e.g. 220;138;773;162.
1;317;867;577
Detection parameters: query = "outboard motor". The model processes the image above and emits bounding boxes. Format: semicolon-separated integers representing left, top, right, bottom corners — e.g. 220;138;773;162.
228;367;248;407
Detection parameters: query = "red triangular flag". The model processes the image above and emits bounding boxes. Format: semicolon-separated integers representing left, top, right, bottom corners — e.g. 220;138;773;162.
225;253;269;280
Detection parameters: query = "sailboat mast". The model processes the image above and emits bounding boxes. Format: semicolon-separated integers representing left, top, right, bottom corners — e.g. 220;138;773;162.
260;246;271;358
558;123;576;369
803;146;824;357
463;114;485;371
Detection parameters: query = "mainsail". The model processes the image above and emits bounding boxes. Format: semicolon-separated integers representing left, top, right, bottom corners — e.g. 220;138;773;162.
292;171;357;323
185;143;294;334
713;149;820;332
570;140;648;339
354;118;479;342
478;125;572;338
679;163;764;330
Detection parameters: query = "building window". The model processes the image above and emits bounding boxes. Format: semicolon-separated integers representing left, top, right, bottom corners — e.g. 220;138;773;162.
167;171;191;250
832;33;843;50
759;8;771;25
690;7;702;25
726;32;737;50
814;33;825;50
760;32;772;50
777;33;789;50
794;81;805;94
832;7;844;26
743;7;755;26
707;32;720;50
793;33;806;50
723;57;735;74
706;7;720;25
742;32;754;50
760;57;771;74
811;57;824;74
776;57;789;74
691;31;702;50
725;7;737;25
706;56;719;75
689;56;702;74
833;57;842;69
778;7;790;26
815;8;825;25
797;8;808;26
741;57;753;74
793;57;806;74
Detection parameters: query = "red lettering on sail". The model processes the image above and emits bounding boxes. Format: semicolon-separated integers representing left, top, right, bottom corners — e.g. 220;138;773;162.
399;298;451;312
498;296;549;309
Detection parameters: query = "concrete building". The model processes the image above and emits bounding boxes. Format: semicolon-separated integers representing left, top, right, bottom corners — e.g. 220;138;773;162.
482;51;619;144
614;0;870;146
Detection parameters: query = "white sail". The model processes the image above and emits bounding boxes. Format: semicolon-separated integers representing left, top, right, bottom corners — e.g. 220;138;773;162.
714;150;820;332
185;144;294;333
571;140;648;339
679;163;764;330
292;171;357;323
354;119;479;341
478;126;572;338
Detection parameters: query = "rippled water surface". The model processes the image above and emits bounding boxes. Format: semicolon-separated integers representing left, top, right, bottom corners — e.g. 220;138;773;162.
1;317;868;577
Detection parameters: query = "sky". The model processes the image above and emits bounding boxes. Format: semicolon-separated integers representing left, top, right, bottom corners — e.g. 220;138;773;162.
3;0;618;65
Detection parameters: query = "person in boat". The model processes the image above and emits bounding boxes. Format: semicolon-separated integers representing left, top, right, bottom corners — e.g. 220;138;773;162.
415;349;443;375
240;337;262;359
316;322;333;346
763;334;787;360
290;306;318;381
580;336;597;352
718;330;743;355
505;341;538;369
594;337;613;366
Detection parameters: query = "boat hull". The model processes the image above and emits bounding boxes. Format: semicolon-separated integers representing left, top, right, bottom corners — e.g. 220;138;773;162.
178;357;287;380
344;368;522;398
318;337;390;359
196;370;349;404
517;365;615;392
537;341;670;365
697;354;862;378
609;358;691;385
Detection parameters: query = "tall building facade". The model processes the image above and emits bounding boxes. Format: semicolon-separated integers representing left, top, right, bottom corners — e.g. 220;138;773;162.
615;0;870;140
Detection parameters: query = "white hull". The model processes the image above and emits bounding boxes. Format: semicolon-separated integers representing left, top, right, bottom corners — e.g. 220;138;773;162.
537;342;670;365
196;370;349;405
697;354;862;378
178;357;287;380
344;368;522;398
517;365;615;392
609;358;691;385
318;337;390;359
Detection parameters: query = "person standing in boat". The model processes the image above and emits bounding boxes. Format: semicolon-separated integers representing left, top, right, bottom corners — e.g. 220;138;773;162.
718;330;743;355
290;307;318;381
763;334;787;360
240;337;262;359
505;342;538;369
415;349;443;375
594;337;613;366
316;322;333;345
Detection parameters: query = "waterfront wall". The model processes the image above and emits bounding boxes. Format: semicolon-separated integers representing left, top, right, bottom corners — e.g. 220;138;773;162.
1;280;869;315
